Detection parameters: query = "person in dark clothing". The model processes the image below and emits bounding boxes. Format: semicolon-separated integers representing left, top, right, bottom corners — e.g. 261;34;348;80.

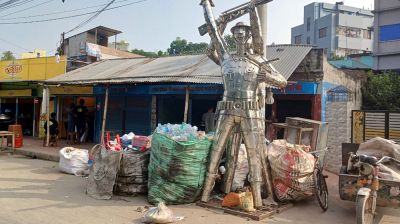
44;112;59;135
67;103;76;133
75;99;88;140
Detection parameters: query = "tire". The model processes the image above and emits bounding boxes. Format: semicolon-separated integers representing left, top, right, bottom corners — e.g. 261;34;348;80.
356;195;374;224
313;167;328;212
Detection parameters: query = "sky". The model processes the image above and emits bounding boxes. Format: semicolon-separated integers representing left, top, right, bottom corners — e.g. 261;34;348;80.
0;0;374;58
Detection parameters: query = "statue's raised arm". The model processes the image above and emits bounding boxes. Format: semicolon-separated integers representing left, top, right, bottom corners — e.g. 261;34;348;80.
200;0;228;64
248;0;264;55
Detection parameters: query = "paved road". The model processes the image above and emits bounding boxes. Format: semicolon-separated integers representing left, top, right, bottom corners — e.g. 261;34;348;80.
0;154;398;224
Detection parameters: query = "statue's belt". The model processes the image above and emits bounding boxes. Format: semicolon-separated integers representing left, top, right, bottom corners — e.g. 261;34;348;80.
217;100;261;110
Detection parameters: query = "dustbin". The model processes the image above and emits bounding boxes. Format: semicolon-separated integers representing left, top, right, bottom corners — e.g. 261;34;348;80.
8;124;23;148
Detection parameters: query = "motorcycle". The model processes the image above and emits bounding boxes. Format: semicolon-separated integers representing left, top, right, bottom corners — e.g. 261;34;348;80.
347;153;400;224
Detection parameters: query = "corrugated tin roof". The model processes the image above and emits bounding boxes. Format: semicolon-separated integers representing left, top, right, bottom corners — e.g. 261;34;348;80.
47;45;313;85
266;44;313;79
46;55;222;85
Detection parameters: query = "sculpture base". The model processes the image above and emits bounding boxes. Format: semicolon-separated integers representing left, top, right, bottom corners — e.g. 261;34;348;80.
196;198;293;221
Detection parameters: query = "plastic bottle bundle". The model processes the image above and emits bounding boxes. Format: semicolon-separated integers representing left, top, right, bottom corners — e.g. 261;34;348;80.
156;123;199;141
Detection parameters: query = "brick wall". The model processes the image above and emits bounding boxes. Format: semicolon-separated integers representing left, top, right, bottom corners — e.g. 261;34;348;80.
325;101;350;173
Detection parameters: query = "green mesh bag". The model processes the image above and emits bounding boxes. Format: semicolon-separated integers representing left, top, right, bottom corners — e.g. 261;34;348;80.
148;132;212;205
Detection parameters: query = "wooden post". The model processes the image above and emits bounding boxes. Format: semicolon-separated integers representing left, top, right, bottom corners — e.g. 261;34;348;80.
101;86;109;143
46;88;50;147
183;85;190;123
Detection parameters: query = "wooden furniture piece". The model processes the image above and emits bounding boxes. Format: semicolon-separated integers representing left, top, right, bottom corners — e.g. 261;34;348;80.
0;131;15;153
272;117;329;152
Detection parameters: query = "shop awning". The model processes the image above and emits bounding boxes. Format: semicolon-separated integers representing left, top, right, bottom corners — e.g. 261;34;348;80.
266;44;314;79
46;54;222;85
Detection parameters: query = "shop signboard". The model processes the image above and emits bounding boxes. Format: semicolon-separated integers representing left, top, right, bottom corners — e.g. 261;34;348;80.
0;56;66;81
0;89;32;97
49;86;93;95
272;81;318;95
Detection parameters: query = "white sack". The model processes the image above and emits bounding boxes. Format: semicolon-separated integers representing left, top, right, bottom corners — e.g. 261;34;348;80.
59;147;89;176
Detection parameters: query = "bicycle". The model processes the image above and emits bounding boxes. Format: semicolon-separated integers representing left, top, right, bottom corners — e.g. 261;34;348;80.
310;148;329;212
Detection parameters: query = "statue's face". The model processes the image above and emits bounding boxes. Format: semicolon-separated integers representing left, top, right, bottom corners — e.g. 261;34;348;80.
232;26;250;46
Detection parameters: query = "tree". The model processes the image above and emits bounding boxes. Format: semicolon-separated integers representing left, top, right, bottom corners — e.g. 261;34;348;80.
1;51;15;61
362;71;400;110
167;37;208;56
130;49;159;58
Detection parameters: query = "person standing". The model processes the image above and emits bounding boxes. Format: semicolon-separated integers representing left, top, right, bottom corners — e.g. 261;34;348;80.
75;99;88;142
67;103;76;134
202;107;216;133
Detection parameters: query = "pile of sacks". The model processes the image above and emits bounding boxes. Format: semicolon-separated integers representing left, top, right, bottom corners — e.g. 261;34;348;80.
114;150;150;195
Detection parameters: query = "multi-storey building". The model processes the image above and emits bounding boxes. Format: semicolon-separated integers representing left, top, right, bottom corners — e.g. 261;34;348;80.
291;2;374;58
373;0;400;72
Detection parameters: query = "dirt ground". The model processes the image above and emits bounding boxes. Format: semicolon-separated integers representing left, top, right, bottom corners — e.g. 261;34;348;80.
0;154;398;224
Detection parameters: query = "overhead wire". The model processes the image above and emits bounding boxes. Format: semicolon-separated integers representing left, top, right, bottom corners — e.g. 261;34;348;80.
0;0;37;12
0;0;55;18
0;0;148;25
65;0;117;34
0;0;133;19
0;36;30;51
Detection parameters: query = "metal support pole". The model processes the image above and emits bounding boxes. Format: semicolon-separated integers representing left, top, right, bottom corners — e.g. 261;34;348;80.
101;86;109;143
15;98;18;124
33;98;36;137
183;85;190;123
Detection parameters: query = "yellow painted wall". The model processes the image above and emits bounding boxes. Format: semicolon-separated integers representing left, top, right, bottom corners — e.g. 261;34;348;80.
21;49;47;59
0;56;66;81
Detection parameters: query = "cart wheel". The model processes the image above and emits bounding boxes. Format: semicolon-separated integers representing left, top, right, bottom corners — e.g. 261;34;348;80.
356;194;374;224
313;167;328;212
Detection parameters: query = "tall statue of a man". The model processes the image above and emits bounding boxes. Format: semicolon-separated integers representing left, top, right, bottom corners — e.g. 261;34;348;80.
200;0;287;208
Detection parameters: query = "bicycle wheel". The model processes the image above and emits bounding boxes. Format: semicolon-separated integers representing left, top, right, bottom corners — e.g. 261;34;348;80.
313;167;328;211
356;195;374;224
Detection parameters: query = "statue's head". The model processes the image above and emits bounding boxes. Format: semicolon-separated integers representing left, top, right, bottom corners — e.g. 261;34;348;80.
231;22;251;49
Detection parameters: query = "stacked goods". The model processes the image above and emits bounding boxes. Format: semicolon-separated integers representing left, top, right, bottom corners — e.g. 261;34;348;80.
267;140;315;202
148;123;212;205
114;151;150;195
132;135;151;152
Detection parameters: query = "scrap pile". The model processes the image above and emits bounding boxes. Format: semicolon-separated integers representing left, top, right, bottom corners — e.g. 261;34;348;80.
114;151;150;195
85;132;151;199
148;123;213;204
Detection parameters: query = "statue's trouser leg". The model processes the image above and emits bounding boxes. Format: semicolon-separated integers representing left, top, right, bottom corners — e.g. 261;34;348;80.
241;117;264;208
223;128;241;193
201;114;236;202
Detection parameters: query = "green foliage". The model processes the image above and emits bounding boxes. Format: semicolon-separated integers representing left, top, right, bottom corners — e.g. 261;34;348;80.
167;37;208;56
330;54;345;60
130;49;164;58
362;71;400;110
1;51;15;61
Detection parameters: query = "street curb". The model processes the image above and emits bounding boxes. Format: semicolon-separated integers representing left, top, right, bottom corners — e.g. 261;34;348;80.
14;149;60;162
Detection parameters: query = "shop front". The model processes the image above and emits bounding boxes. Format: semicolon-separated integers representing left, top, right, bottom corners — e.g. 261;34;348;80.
271;81;321;122
93;84;223;143
0;56;66;136
48;86;95;141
